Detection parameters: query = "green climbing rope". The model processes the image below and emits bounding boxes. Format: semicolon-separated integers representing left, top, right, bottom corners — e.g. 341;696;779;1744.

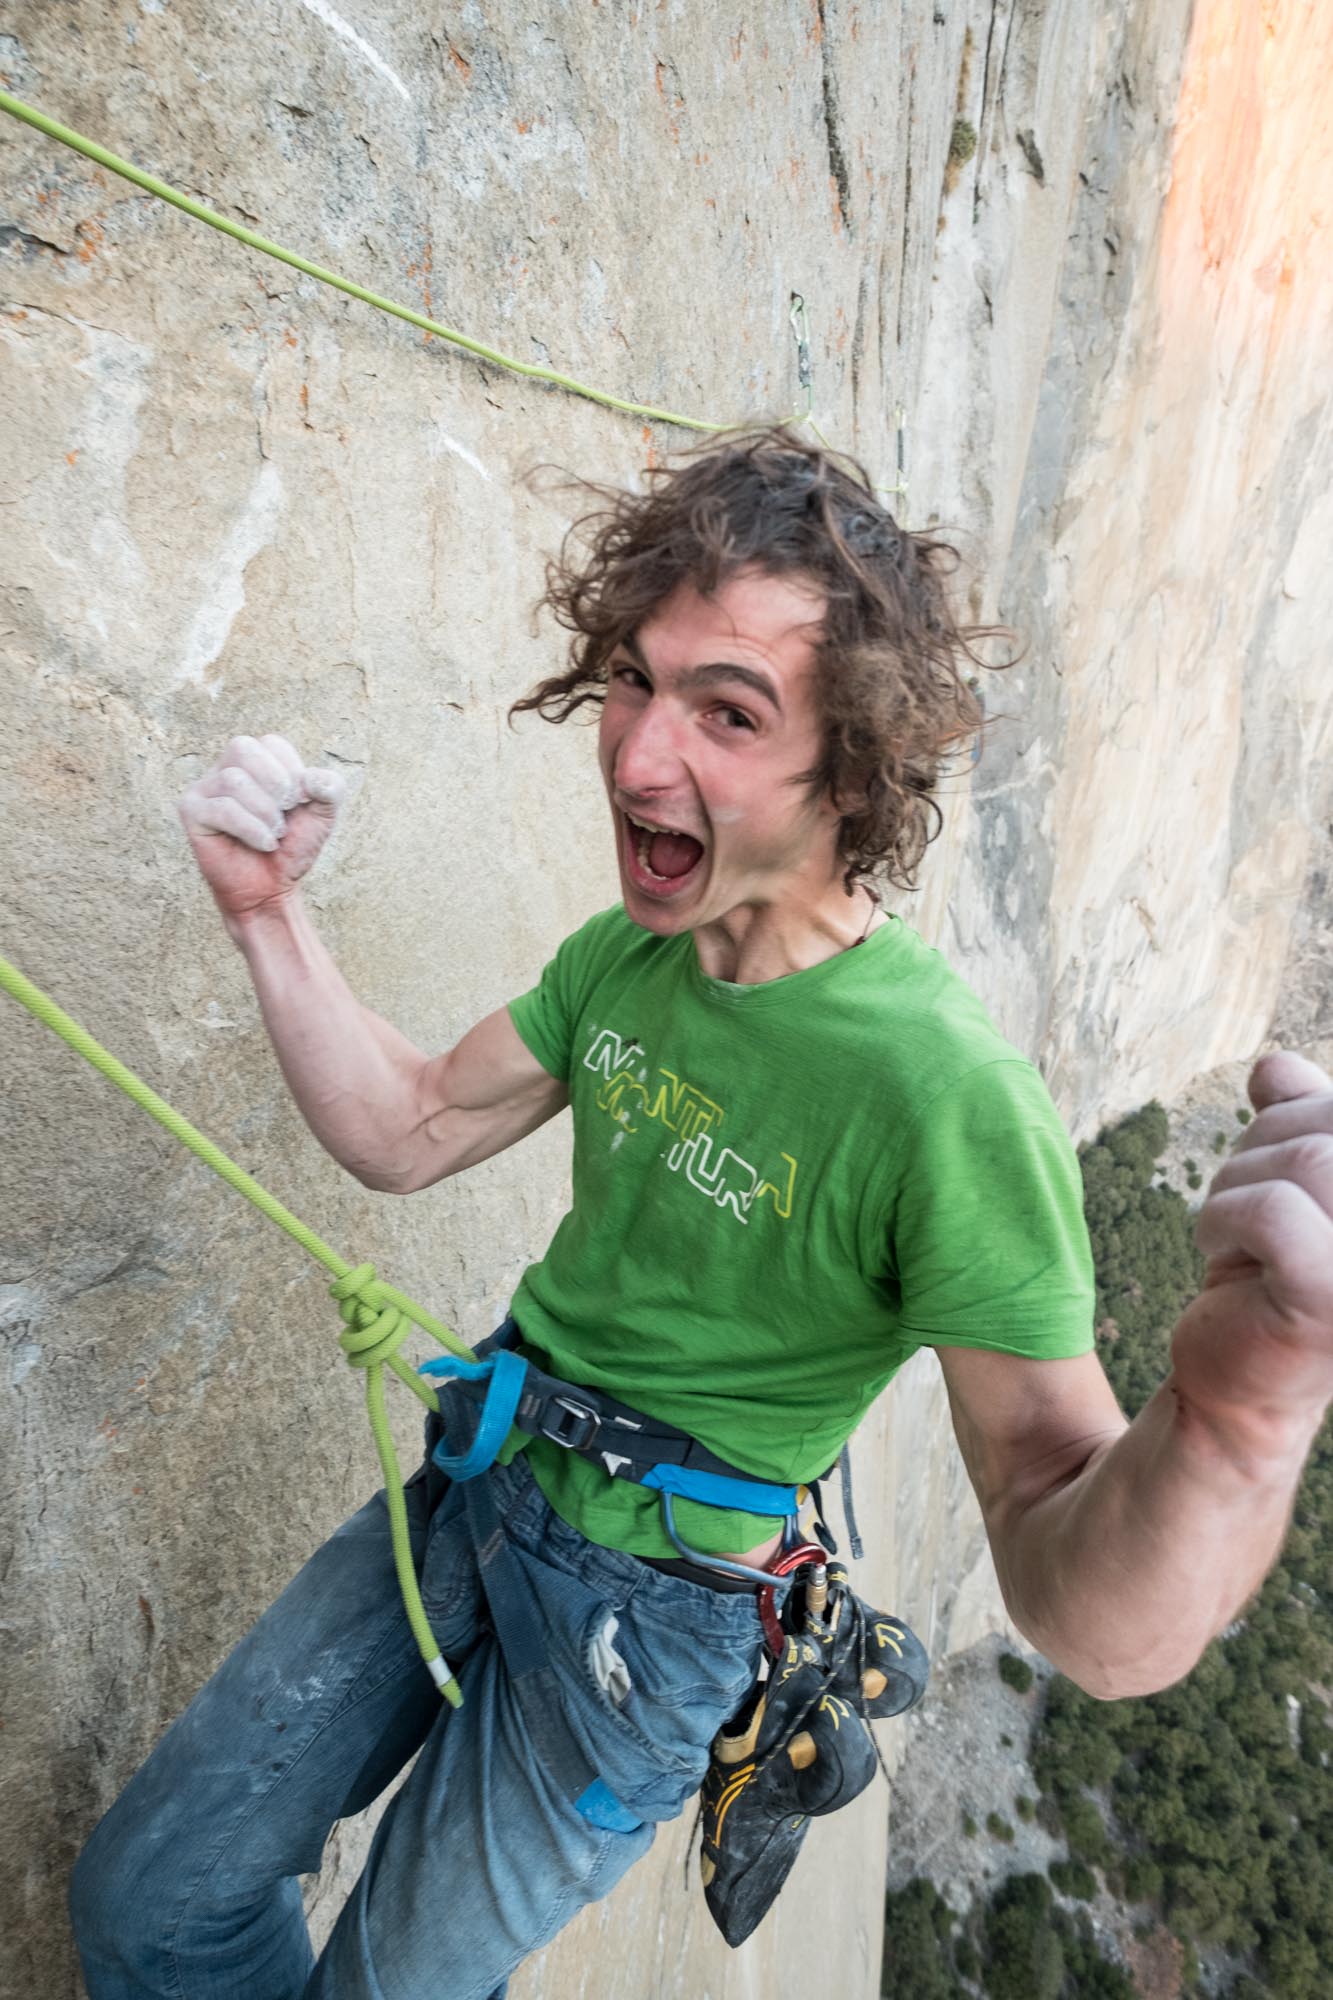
0;91;914;501
0;88;738;434
0;948;472;1707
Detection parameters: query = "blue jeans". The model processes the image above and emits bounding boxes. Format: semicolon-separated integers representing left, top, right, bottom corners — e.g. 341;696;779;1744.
70;1443;764;1999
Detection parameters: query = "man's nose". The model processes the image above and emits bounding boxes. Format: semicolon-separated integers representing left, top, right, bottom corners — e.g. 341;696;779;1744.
614;698;686;793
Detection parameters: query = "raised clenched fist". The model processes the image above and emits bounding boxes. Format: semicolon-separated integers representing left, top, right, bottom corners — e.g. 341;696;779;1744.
178;733;346;927
1172;1049;1333;1443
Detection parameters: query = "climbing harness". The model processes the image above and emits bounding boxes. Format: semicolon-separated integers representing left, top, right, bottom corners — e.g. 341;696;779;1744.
422;1320;871;1853
422;1318;819;1588
421;1315;931;1922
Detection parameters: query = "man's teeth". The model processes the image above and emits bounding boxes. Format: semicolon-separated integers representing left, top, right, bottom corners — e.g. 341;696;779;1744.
627;812;693;882
634;825;671;878
626;812;681;835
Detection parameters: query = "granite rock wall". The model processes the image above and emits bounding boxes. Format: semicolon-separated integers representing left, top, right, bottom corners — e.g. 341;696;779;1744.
2;1;1329;1994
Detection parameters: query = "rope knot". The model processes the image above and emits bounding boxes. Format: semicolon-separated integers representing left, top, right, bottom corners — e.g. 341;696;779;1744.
331;1262;410;1370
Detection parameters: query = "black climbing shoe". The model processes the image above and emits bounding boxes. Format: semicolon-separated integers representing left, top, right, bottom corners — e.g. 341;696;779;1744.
698;1571;928;1947
699;1629;879;1946
812;1566;930;1720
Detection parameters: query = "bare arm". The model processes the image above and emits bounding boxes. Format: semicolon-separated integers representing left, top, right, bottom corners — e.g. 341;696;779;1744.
179;735;567;1192
938;1345;1310;1698
938;1050;1333;1700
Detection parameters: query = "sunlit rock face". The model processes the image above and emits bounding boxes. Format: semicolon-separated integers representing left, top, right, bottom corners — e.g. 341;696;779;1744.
2;2;1329;1995
920;0;1333;1143
898;0;1333;1663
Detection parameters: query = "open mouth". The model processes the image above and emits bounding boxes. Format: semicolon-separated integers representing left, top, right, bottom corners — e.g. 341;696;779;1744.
620;809;706;897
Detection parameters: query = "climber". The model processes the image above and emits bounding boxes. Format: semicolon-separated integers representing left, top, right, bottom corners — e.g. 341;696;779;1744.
70;428;1333;1999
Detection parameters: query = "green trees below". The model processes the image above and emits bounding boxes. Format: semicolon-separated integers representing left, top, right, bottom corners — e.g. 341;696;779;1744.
1028;1495;1333;1995
1077;1099;1201;1413
881;1880;969;2000
982;1875;1133;2000
997;1652;1034;1694
882;1873;1135;2000
1026;1102;1333;1997
881;1096;1333;1997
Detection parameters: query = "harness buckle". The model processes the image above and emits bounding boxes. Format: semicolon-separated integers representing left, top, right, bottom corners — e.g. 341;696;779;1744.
539;1394;603;1452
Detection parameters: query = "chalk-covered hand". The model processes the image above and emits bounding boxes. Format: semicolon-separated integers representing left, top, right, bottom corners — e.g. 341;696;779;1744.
1172;1050;1333;1450
178;733;345;926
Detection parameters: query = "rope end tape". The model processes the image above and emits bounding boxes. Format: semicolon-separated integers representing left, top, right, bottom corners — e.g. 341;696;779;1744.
427;1654;465;1708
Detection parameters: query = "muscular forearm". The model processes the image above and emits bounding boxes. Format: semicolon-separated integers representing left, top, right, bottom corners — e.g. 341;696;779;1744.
994;1379;1320;1699
229;894;434;1190
948;1049;1333;1702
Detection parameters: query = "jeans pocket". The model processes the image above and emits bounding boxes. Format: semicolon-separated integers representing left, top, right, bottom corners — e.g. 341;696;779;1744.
532;1560;762;1823
611;1591;763;1762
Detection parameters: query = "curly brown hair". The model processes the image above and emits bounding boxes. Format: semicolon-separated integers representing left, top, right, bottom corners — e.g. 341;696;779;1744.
511;426;1012;892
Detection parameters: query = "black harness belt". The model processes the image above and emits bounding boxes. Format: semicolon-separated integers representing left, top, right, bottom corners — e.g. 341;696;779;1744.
419;1318;807;1585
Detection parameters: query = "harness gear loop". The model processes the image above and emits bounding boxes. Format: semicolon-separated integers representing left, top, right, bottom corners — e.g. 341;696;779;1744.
425;1350;531;1480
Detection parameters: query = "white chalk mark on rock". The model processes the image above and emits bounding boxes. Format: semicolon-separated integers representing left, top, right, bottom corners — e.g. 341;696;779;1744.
295;0;411;104
430;427;491;483
175;463;285;696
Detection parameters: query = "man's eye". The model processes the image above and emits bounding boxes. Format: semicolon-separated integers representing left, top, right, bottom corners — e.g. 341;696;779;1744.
611;663;648;690
717;706;756;732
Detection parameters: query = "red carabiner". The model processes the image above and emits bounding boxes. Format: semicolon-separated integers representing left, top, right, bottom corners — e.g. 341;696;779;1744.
757;1541;828;1656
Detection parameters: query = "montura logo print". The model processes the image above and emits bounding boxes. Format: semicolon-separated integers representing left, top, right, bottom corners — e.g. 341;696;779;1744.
582;1028;798;1226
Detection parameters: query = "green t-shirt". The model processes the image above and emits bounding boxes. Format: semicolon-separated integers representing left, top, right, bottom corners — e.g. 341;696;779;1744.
505;904;1094;1558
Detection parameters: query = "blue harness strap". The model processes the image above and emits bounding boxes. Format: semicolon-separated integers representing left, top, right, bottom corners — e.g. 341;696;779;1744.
424;1347;529;1479
440;1382;642;1831
420;1325;802;1526
640;1462;801;1518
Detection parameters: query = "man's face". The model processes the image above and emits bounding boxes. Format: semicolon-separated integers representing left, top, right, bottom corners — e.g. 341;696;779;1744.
597;568;840;936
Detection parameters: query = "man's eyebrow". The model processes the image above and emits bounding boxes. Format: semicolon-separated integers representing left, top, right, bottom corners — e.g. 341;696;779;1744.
683;663;783;712
617;636;783;714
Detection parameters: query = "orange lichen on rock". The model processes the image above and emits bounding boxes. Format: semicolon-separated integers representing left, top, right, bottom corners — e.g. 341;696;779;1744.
1160;0;1332;367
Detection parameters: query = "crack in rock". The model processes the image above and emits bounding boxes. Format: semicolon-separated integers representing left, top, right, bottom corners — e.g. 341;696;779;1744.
0;224;71;258
815;0;853;232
